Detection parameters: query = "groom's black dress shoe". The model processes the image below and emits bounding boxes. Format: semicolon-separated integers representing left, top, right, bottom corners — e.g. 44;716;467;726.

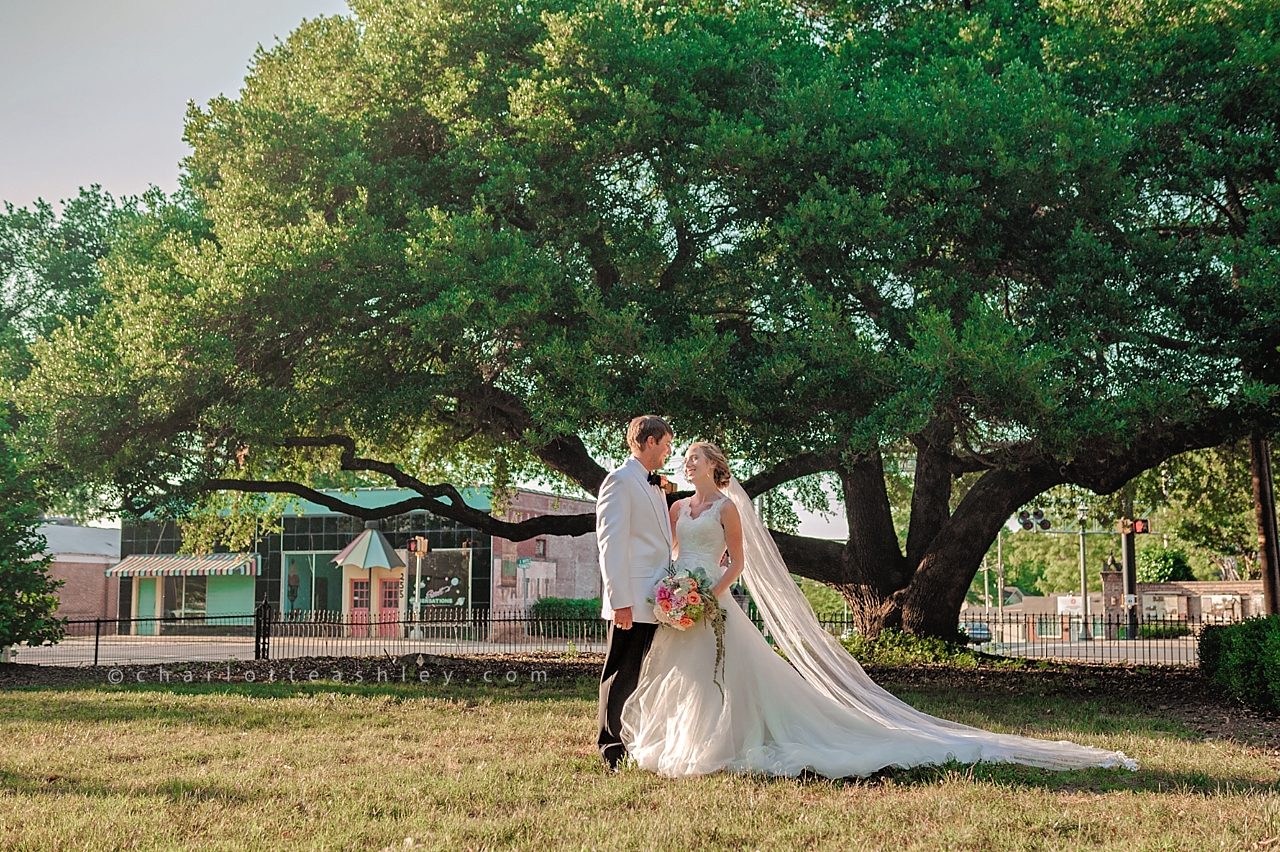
602;747;625;772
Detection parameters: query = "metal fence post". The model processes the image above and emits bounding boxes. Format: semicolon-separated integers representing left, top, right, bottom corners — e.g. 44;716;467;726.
93;618;101;667
254;602;273;661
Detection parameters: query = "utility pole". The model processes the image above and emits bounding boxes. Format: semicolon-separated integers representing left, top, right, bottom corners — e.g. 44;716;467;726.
997;528;1005;618
1077;505;1090;640
982;556;991;614
1120;522;1138;639
1250;433;1280;614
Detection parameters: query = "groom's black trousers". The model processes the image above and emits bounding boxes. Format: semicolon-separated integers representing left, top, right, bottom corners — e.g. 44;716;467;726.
598;620;658;766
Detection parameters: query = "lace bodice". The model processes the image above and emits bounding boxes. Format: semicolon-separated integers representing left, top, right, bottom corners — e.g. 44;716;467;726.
674;497;728;567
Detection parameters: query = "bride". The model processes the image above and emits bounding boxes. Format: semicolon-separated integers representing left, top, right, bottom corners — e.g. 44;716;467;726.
620;441;1137;778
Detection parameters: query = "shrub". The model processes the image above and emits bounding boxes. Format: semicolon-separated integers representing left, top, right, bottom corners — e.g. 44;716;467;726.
529;597;602;620
1135;548;1194;584
1198;616;1280;712
528;597;605;639
1138;622;1191;639
1198;624;1228;678
1266;628;1280;713
842;628;986;668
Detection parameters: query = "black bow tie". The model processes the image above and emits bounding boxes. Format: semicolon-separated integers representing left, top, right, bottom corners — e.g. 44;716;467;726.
647;473;662;487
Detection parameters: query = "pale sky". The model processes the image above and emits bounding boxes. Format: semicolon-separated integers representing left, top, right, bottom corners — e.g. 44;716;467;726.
0;0;849;539
0;0;348;207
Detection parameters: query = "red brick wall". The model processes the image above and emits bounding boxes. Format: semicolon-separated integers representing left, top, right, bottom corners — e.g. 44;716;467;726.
490;490;599;610
47;558;118;620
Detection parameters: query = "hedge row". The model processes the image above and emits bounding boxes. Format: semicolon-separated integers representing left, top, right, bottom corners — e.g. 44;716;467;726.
526;597;605;639
528;597;603;620
1198;616;1280;712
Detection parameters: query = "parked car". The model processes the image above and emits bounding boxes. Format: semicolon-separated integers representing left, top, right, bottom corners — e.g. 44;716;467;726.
961;622;992;643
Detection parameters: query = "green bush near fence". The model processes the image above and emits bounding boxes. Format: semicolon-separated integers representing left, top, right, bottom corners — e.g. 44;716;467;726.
528;598;605;639
1138;622;1192;639
1198;616;1280;712
842;628;985;668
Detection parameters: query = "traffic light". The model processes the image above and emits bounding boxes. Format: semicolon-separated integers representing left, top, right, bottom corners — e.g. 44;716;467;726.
406;536;430;553
1017;509;1051;531
1117;519;1152;534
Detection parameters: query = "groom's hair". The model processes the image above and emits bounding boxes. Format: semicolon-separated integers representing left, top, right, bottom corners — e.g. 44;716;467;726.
627;415;672;452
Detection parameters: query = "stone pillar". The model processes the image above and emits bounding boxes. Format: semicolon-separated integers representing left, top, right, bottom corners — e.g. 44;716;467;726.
1100;570;1124;640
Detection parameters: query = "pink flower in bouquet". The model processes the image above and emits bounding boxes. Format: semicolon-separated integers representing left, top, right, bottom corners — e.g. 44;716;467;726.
686;592;702;605
678;616;694;628
660;600;673;613
656;585;672;602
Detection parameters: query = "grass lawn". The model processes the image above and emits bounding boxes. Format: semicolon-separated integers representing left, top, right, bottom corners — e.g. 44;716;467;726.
1;658;1278;851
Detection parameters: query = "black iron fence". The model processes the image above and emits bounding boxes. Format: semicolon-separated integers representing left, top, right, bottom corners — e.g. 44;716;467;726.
7;606;609;667
5;605;1218;668
957;612;1205;665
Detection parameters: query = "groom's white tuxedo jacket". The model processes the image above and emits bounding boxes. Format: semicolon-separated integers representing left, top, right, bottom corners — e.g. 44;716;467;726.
596;456;674;622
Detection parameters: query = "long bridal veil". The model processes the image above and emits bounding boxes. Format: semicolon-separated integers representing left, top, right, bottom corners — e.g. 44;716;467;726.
723;478;1137;771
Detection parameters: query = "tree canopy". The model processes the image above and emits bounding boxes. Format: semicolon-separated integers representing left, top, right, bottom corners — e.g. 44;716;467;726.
0;186;137;384
17;0;1280;637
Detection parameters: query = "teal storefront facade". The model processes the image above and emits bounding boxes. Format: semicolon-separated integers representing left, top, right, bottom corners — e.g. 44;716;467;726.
115;488;495;620
107;553;261;633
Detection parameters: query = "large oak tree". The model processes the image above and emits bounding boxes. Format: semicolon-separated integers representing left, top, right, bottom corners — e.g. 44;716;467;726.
18;0;1279;637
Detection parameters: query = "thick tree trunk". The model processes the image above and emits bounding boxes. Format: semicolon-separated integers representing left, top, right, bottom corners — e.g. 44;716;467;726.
905;422;955;570
1249;433;1280;614
896;465;1063;639
830;451;911;637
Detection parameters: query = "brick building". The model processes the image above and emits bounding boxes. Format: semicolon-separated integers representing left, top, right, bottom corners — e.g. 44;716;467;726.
39;520;121;620
489;490;600;614
1100;572;1266;622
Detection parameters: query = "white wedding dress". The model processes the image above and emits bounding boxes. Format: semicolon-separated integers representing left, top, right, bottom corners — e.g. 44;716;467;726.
620;483;1137;779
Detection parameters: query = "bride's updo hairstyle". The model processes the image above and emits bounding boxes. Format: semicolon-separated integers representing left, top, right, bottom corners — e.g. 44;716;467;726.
689;441;732;488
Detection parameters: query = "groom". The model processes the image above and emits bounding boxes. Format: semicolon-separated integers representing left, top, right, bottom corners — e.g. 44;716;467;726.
596;414;674;770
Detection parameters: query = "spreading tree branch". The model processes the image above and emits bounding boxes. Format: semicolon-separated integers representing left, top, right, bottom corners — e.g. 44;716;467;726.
739;452;840;497
208;477;596;538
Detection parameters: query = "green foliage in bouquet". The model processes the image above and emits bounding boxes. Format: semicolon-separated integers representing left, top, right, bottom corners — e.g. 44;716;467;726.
653;566;727;698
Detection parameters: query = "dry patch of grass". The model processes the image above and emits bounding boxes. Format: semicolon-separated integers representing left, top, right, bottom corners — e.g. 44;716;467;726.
0;671;1277;851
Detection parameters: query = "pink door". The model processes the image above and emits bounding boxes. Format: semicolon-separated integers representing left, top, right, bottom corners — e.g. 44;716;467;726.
350;579;370;636
379;580;402;638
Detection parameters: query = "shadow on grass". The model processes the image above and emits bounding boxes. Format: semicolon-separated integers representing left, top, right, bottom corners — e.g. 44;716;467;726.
0;766;255;804
0;678;602;727
889;688;1183;740
5;678;1271;800
741;759;1280;798
0;676;1215;743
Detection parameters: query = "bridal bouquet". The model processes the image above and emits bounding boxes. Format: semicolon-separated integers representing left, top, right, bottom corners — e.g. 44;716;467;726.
650;566;727;696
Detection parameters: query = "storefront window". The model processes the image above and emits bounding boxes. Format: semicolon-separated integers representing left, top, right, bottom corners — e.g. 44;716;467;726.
381;580;402;611
352;580;370;610
162;576;207;619
1034;616;1060;639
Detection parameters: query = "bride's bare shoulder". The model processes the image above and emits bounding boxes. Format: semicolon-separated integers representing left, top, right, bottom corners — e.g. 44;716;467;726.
718;497;740;523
